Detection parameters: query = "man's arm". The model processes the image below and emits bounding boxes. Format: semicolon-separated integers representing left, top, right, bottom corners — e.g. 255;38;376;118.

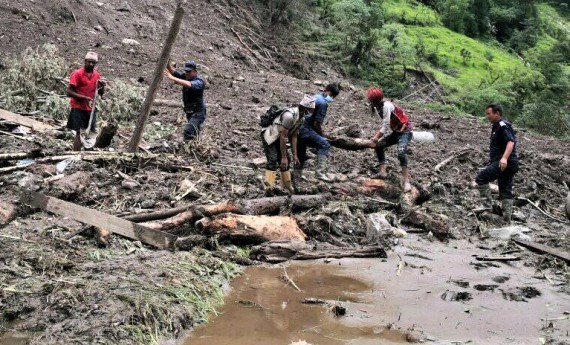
66;85;91;102
291;129;299;166
279;127;289;170
370;106;390;144
499;141;514;171
164;70;192;88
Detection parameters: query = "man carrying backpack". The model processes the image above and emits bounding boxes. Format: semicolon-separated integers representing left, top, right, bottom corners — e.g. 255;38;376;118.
296;83;341;182
261;95;316;192
475;103;519;223
367;87;413;192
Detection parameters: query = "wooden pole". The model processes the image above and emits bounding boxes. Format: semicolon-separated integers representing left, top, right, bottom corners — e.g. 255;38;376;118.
128;0;186;152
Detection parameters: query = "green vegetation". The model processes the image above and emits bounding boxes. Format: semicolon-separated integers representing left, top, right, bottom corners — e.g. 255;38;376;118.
0;44;146;126
298;0;570;137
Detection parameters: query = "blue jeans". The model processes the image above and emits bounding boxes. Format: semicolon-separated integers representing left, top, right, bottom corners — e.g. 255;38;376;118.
476;160;519;199
375;131;412;167
184;110;206;140
297;127;331;168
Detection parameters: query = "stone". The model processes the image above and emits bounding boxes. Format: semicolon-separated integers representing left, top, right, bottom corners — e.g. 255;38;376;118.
0;202;17;225
122;38;140;46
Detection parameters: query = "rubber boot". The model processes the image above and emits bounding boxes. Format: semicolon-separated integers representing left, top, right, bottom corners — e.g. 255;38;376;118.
280;170;293;193
474;184;493;213
402;167;412;192
315;155;332;182
263;170;277;188
373;164;388;179
502;199;514;223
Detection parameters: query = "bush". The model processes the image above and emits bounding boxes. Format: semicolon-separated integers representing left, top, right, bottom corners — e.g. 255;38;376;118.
0;44;146;124
520;100;570;138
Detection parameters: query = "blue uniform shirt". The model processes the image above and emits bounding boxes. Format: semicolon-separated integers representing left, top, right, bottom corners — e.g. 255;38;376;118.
490;118;517;163
173;70;206;113
302;93;328;131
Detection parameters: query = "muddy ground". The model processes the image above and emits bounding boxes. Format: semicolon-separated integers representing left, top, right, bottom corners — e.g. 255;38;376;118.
1;0;569;344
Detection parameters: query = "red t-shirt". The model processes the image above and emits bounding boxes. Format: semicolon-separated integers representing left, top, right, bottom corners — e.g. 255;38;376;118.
69;67;100;111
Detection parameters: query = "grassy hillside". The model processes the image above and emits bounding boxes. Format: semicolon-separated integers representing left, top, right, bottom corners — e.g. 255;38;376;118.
327;0;569;136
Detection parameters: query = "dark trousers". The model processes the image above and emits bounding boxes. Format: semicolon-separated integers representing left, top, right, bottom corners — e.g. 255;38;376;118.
375;131;412;167
184;110;206;140
261;133;290;172
297;128;331;169
67;108;96;132
476;160;519;199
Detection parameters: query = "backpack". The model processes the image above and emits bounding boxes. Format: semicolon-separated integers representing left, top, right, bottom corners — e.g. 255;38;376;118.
389;102;410;132
259;105;288;127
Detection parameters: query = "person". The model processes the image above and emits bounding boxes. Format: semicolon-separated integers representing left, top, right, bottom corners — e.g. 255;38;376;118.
163;60;206;140
366;87;413;192
475;103;519;223
66;51;106;151
295;82;341;182
261;95;315;193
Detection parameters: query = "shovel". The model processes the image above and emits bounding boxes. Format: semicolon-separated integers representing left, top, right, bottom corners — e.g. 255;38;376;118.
80;81;98;149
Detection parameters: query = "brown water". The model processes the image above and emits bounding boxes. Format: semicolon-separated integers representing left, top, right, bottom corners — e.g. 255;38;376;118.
184;238;570;345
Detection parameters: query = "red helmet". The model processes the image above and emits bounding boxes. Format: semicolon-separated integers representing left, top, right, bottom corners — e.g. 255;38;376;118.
367;87;384;102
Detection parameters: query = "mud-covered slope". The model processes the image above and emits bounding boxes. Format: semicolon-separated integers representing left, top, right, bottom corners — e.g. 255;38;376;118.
1;0;569;344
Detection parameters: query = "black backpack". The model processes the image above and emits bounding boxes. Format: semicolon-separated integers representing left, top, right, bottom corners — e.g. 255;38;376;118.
259;105;288;127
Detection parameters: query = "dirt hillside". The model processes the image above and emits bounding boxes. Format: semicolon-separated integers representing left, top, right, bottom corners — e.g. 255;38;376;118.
1;0;569;344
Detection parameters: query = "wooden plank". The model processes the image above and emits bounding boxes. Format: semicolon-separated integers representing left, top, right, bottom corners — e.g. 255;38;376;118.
0;108;54;131
475;256;521;262
513;239;570;263
20;190;177;250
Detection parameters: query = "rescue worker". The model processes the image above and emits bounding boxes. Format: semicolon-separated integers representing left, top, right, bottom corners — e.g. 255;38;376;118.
475;103;519;223
163;60;206;141
296;82;341;182
66;51;106;151
262;95;316;192
367;87;413;192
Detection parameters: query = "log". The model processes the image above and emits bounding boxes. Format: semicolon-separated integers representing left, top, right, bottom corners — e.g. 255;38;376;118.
128;0;185;152
141;194;328;231
0;152;42;162
326;135;372;151
250;241;387;263
334;178;419;206
566;192;570;220
401;209;449;239
475;256;521;262
20;190;177;250
512;239;570;263
434;149;471;172
94;122;118;148
198;214;306;243
0;108;54;131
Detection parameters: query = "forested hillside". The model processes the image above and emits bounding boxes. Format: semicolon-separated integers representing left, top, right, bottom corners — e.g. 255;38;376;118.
291;0;570;137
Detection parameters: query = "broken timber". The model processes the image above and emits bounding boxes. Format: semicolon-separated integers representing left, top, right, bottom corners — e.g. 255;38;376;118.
513;239;570;263
21;190;177;250
0;108;54;131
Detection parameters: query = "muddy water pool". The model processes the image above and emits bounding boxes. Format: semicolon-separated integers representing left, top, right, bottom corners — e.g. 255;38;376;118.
184;238;570;345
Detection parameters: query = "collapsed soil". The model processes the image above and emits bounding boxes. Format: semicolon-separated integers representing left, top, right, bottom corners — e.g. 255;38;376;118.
1;0;569;344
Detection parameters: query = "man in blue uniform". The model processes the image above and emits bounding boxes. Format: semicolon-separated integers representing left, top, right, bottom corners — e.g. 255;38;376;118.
295;82;341;182
475;103;519;223
164;60;206;140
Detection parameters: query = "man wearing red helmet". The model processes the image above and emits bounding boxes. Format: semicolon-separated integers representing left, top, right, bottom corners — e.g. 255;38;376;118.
367;87;413;192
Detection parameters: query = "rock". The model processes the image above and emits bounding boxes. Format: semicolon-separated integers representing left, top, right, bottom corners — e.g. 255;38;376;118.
121;180;138;190
313;80;323;86
122;38;140;46
235;76;245;82
0;202;17;225
487;225;532;240
140;199;156;209
51;171;91;198
251;157;267;167
366;213;405;240
94;25;103;31
18;173;43;190
406;331;426;343
27;164;56;177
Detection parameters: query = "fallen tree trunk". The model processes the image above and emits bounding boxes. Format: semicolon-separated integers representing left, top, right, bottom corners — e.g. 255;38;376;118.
141;194;328;231
250;240;387;263
401;209;450;239
335;178;420;206
326;136;372;151
94;122;118;148
0;151;43;162
197;214;306;243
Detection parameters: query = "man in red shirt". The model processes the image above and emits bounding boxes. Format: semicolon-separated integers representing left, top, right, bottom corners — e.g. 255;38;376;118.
66;51;106;150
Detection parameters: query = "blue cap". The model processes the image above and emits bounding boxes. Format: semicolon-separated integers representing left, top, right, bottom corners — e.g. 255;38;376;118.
183;60;197;71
